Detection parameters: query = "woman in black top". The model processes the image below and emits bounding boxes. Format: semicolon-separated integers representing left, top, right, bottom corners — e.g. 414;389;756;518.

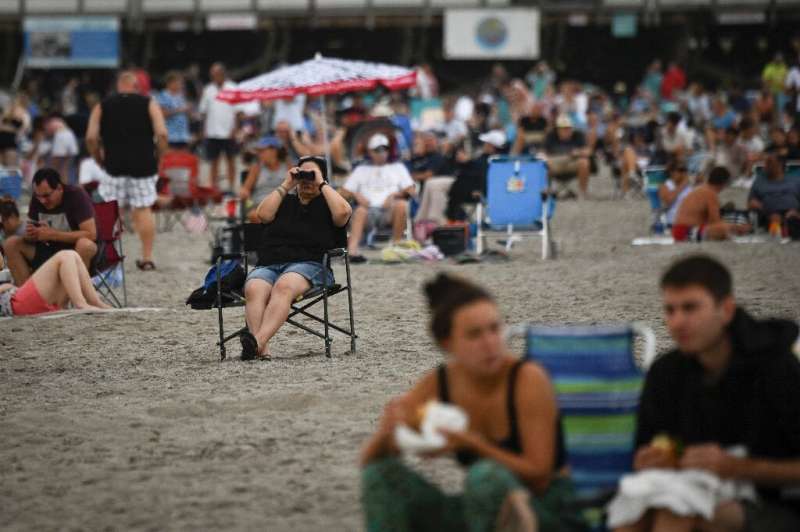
360;274;586;532
239;156;351;360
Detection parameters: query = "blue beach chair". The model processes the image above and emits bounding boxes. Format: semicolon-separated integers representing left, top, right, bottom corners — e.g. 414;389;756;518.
0;168;23;200
643;166;668;234
509;322;657;529
484;156;555;259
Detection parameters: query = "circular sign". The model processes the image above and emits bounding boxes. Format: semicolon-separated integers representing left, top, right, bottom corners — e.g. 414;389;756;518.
475;17;508;50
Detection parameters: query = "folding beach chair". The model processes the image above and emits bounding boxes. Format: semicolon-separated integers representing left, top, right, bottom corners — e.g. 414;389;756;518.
92;200;127;308
484;156;555;259
785;160;800;180
212;223;357;361
0;168;23;200
158;151;223;231
643;166;668;234
508;322;657;530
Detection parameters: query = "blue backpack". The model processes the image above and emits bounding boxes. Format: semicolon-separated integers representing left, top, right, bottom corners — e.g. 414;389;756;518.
186;260;246;309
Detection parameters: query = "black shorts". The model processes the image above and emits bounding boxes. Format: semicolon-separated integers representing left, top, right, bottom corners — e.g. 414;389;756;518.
205;138;237;159
30;242;72;270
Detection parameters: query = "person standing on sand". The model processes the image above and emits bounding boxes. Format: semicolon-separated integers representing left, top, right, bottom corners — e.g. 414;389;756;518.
671;166;750;242
86;70;168;271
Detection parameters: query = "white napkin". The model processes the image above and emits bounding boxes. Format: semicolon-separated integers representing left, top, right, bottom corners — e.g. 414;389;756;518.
607;447;756;528
394;401;468;455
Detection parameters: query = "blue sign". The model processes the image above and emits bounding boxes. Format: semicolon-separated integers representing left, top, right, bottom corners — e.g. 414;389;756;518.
23;17;119;69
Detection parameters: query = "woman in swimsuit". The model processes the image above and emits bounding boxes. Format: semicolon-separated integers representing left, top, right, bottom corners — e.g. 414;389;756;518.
360;273;586;532
0;249;111;318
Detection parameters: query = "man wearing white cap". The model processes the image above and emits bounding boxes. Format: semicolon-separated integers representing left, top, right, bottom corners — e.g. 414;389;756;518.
544;114;591;198
445;129;506;221
342;133;415;263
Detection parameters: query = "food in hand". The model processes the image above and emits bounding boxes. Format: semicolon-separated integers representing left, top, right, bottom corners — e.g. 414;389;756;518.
411;401;434;431
651;433;681;466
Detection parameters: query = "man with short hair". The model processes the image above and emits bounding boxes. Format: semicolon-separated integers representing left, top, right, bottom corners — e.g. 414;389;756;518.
544;114;591;197
748;153;800;228
3;168;96;285
672;166;750;241
342;133;415;263
445;129;506;221
199;62;239;190
612;255;800;532
86;70;168;271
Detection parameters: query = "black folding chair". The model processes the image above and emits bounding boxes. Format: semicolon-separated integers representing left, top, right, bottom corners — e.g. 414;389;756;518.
214;223;357;361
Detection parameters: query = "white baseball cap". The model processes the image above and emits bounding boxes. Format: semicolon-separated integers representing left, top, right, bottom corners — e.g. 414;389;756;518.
556;114;573;129
367;133;390;150
478;130;507;148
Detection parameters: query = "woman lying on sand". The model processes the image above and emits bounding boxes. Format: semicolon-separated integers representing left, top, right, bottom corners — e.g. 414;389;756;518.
360;273;586;532
0;249;111;317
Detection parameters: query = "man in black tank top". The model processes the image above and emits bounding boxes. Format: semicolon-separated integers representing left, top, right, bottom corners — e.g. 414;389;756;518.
86;71;168;270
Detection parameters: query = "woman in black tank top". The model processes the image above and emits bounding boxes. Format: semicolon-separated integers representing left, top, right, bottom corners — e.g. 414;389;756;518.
360;274;587;532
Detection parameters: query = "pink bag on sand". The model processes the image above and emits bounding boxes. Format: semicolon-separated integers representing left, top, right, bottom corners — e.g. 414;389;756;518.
413;220;438;243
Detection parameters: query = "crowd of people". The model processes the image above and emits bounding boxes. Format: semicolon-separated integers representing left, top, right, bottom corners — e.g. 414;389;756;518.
1;52;800;532
1;52;800;265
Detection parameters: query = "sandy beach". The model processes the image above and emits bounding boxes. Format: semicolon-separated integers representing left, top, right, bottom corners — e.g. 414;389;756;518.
2;177;799;531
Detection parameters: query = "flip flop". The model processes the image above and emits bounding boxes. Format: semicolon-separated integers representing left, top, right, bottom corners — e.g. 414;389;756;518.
136;260;156;271
239;331;258;361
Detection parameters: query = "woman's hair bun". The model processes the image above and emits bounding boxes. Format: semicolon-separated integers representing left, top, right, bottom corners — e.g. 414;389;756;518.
423;273;460;309
424;273;493;342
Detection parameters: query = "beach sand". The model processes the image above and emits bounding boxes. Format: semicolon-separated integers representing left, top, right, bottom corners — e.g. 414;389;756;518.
2;178;799;531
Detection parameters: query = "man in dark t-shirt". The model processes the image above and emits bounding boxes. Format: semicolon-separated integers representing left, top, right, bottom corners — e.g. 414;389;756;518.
86;70;168;271
747;154;800;227
511;103;549;156
239;155;352;361
544;115;591;197
4;167;96;285
615;255;800;532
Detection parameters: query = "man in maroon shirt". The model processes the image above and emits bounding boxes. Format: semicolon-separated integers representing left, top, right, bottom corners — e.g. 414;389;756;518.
3;167;96;285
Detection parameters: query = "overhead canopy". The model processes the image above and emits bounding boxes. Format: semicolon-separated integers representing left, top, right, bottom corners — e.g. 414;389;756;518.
217;55;417;103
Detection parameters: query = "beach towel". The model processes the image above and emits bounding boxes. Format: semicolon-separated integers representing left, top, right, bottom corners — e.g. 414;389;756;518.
606;447;756;528
0;307;167;321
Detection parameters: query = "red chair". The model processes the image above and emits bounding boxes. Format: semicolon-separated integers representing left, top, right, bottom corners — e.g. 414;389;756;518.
92;200;127;308
159;150;223;209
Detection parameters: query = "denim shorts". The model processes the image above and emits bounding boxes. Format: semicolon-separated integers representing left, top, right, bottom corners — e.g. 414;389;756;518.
246;261;333;289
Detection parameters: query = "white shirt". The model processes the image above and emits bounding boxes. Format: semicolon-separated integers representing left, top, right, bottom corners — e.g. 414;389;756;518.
343;162;414;208
738;135;765;157
51;127;78;157
199;81;238;139
271;94;306;132
786;67;800;112
79;157;107;186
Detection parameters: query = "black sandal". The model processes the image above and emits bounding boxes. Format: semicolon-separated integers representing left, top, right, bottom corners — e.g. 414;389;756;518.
136;260;156;271
239;331;258;361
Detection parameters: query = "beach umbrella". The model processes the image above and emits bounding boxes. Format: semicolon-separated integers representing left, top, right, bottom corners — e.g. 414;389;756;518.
218;54;417;175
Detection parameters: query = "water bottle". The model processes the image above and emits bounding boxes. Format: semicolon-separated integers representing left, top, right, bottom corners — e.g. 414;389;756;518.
468;222;477;251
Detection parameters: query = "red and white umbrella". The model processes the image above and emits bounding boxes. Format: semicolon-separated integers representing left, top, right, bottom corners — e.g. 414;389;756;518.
217;54;417;103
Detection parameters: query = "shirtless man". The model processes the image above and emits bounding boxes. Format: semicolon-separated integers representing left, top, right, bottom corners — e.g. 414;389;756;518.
671;166;750;241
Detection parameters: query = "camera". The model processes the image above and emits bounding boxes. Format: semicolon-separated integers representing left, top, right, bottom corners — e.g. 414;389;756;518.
295;170;316;181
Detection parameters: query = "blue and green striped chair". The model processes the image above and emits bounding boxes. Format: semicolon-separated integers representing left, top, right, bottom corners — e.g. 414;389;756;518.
510;323;657;529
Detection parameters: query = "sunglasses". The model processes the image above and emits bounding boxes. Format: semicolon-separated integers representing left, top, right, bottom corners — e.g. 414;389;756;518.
370;146;388;153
